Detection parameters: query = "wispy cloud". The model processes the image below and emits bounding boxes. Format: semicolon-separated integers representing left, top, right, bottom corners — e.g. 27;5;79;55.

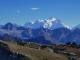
16;10;21;14
30;8;40;11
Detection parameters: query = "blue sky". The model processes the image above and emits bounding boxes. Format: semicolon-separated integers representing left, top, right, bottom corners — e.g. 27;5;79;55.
0;0;80;27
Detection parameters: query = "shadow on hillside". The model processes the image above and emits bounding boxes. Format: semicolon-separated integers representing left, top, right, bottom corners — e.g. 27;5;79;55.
0;42;31;60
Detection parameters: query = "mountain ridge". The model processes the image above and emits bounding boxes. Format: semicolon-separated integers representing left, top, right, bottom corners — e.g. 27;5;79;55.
0;17;80;45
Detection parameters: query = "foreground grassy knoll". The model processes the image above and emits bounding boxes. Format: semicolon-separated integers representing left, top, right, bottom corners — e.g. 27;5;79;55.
0;41;31;60
0;40;68;60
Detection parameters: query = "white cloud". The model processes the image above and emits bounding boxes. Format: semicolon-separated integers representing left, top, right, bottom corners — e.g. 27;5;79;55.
30;8;39;11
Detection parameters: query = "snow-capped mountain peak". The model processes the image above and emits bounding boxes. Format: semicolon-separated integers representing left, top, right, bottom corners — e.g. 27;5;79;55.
42;17;58;28
24;17;69;29
42;17;65;29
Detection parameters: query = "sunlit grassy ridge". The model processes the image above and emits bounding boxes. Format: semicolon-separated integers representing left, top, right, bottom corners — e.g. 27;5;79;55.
1;41;68;60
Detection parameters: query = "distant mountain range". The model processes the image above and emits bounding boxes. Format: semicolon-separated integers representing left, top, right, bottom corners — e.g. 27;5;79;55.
0;17;80;45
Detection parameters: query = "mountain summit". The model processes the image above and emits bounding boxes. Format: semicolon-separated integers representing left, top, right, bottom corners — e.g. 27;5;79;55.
24;17;69;30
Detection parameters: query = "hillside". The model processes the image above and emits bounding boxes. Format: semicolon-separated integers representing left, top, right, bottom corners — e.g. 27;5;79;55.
0;40;68;60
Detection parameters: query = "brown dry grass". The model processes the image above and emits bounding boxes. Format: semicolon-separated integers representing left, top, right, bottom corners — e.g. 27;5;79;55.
0;40;68;60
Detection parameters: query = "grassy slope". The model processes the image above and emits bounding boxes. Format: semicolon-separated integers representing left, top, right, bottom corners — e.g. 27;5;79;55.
0;41;68;60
